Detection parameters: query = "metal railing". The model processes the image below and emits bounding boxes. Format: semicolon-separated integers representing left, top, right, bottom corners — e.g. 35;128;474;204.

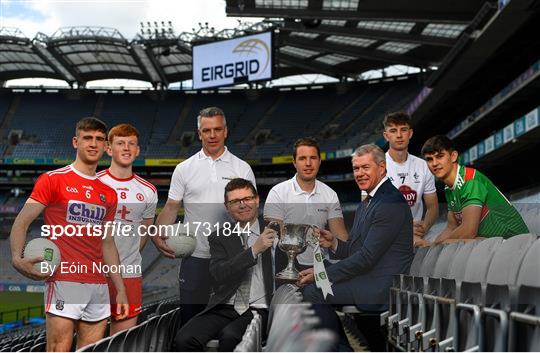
0;306;44;324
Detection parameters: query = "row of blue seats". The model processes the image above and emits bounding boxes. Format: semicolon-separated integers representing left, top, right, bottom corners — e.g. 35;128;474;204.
0;78;421;159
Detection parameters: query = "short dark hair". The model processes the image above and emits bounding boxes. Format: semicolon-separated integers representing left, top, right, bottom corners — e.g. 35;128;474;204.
293;137;320;160
421;135;457;156
75;117;107;136
383;111;412;129
224;178;257;203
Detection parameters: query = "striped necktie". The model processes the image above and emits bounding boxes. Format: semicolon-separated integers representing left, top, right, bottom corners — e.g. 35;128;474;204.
234;232;252;315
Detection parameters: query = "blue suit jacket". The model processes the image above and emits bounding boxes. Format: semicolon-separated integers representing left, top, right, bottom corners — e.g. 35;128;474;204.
327;179;413;311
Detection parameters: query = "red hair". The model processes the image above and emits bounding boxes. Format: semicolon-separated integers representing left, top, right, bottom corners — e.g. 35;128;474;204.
108;123;139;144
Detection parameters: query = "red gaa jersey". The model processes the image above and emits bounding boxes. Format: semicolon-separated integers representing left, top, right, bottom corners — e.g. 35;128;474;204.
30;165;118;283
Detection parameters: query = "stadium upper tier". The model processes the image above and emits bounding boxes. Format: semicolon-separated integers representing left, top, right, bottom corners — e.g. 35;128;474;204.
0;76;421;161
0;7;479;88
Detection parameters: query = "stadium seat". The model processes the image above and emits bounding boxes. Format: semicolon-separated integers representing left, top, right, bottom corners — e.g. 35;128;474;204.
422;240;479;351
508;237;540;351
233;310;262;352
278;329;337;351
386;246;429;335
481;234;538;351
267;284;302;331
454;237;504;351
168;307;182;346
122;324;145;352
88;335;111;352
524;207;540;235
148;308;179;351
412;242;463;350
29;341;46;352
392;245;443;350
141;315;159;351
104;329;128;351
266;285;327;352
17;343;33;352
11;342;24;351
266;304;320;352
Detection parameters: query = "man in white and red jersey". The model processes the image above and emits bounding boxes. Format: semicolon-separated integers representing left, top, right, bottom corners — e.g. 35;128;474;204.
382;112;439;247
10;117;129;351
97;123;158;334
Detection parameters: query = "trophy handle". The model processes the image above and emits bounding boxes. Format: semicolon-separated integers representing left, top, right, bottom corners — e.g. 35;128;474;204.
306;224;320;245
266;220;281;235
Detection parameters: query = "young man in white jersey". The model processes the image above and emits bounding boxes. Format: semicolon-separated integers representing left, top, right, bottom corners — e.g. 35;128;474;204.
264;137;348;272
383;112;439;247
10;117;129;351
155;107;256;325
97;123;158;334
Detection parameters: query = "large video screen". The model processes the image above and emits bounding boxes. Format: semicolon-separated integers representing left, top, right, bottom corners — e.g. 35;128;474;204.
192;31;273;89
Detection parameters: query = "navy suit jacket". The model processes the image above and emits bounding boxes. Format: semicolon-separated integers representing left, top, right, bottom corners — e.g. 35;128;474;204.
327;178;413;311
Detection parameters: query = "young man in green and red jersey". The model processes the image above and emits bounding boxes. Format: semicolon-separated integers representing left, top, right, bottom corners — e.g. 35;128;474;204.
421;135;528;244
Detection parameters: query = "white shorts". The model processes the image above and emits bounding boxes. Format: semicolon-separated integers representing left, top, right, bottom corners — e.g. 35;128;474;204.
44;281;110;322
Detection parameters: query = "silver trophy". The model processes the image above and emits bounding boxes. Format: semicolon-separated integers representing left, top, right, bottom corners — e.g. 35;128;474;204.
267;222;318;283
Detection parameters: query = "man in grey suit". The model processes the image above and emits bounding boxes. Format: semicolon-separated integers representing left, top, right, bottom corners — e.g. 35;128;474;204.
173;178;277;351
299;144;414;351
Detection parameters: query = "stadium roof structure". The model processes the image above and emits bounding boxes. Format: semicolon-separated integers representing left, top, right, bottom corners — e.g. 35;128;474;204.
0;0;497;88
226;0;497;78
0;22;275;88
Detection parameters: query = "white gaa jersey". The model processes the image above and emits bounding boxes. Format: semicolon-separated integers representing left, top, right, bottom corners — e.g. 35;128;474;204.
385;152;436;221
97;169;158;277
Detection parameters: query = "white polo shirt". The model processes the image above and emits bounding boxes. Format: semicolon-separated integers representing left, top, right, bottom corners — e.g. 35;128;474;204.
263;175;343;265
385;152;436;221
168;147;256;259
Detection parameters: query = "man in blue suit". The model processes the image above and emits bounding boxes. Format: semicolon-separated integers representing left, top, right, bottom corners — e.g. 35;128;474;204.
299;143;413;351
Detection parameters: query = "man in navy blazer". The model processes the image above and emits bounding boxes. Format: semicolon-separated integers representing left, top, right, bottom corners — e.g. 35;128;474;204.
299;143;413;351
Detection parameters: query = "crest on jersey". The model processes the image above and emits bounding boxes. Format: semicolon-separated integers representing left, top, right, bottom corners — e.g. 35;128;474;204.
100;194;106;203
398;185;417;207
136;193;145;201
56;300;64;311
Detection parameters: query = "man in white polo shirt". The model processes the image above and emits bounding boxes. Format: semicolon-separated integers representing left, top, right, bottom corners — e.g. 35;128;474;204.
264;137;348;272
383;112;439;246
155;107;256;326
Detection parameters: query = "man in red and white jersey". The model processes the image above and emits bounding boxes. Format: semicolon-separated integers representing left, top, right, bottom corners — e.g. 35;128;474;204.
10;117;129;351
97;123;158;334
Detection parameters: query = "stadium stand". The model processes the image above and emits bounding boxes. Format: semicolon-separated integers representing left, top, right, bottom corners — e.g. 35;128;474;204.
70;285;336;352
8;93;96;158
0;76;422;160
509;238;540;351
0;0;539;350
0;325;46;352
381;236;540;352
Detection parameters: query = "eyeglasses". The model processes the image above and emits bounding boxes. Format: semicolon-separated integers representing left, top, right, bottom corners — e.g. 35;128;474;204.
227;195;257;207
